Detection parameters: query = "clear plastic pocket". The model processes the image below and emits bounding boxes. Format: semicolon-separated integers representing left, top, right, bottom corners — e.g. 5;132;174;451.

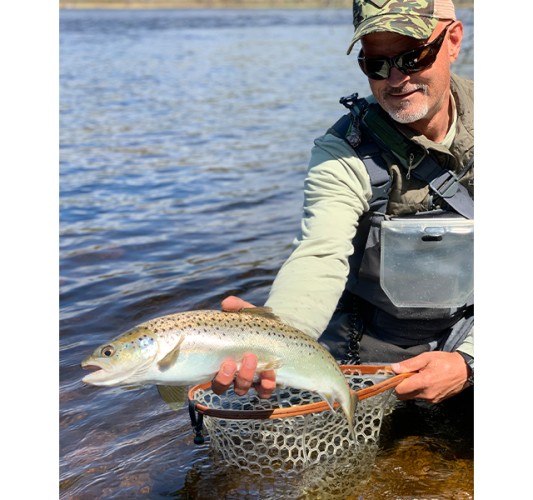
380;218;474;308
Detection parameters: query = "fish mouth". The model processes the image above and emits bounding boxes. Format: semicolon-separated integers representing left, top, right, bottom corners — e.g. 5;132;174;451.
80;357;150;386
81;361;113;386
80;359;126;386
81;362;101;372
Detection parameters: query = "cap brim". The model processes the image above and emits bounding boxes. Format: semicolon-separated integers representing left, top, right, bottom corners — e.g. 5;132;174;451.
346;15;438;55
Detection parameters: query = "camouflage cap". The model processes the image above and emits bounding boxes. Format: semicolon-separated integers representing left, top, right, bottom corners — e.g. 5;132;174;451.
347;0;456;55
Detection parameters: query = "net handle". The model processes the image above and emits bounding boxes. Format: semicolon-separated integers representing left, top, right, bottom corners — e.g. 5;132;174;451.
187;365;415;420
354;371;414;401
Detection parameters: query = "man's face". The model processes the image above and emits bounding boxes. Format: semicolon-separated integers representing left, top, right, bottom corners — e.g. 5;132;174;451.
360;20;463;136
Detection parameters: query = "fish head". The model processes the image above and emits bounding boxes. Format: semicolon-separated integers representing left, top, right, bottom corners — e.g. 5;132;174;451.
81;326;160;386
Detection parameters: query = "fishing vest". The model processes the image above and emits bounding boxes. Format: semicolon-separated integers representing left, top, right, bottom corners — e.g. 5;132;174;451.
327;75;474;345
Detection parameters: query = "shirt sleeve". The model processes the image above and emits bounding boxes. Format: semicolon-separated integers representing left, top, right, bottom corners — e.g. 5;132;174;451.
264;133;372;338
457;327;473;357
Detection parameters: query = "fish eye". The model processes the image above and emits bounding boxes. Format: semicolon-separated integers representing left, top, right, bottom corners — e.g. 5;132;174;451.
101;345;115;357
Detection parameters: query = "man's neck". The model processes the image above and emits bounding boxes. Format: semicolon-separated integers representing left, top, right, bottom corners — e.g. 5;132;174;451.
407;92;453;143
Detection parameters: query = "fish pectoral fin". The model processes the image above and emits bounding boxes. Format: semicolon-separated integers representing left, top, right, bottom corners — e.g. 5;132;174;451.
157;385;188;411
249;359;282;384
158;336;185;371
256;359;282;371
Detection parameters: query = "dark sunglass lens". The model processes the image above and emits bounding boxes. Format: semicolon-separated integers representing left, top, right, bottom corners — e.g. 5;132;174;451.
361;58;389;80
358;22;452;80
397;46;434;73
397;25;449;74
413;45;436;66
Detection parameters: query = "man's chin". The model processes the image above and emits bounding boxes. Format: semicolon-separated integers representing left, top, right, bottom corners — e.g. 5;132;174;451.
383;104;429;124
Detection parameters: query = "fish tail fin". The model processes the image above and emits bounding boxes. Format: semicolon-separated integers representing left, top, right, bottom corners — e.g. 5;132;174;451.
320;389;357;437
319;392;336;413
345;389;358;439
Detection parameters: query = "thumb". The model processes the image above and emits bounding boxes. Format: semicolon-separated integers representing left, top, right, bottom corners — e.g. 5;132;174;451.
221;295;255;312
391;354;428;374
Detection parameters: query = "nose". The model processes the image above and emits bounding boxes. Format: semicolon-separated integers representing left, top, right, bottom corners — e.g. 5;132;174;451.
387;66;410;86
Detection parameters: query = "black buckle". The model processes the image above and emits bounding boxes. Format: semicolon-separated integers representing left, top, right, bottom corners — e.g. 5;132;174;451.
429;170;459;199
339;93;359;110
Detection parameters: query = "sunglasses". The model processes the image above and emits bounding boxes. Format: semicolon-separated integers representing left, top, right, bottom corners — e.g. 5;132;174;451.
357;21;454;80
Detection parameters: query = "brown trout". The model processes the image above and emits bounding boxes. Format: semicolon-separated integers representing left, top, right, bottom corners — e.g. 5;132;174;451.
81;308;356;426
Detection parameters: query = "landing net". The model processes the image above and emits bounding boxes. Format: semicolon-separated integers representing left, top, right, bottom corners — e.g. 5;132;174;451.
188;365;407;476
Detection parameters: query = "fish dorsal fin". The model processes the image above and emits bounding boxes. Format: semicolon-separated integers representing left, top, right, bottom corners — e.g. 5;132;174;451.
237;307;281;322
157;385;188;411
158;336;185;371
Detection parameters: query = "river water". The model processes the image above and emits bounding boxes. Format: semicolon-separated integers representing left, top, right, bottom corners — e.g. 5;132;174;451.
60;8;474;499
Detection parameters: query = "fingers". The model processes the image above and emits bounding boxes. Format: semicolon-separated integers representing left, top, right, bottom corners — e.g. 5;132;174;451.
211;358;238;395
391;352;468;403
233;353;258;396
221;295;256;312
211;353;257;396
393;374;425;400
391;353;430;374
391;353;432;400
211;353;277;399
255;369;277;399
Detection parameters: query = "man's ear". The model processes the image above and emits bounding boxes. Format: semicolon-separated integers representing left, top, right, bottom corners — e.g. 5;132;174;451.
447;21;464;63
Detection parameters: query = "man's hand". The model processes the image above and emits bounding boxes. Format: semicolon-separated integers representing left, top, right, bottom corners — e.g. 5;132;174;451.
220;295;256;311
211;296;277;399
391;351;471;403
211;352;277;399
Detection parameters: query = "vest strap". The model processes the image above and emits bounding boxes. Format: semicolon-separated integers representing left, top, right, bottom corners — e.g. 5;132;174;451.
328;113;390;213
336;94;474;219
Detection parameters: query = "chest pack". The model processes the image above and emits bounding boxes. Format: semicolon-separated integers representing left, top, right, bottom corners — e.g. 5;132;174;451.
327;94;474;332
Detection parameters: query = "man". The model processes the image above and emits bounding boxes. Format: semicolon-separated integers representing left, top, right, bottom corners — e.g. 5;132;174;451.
213;0;473;405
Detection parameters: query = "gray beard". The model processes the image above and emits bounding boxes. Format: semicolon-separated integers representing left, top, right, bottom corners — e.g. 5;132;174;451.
386;103;429;124
382;84;429;124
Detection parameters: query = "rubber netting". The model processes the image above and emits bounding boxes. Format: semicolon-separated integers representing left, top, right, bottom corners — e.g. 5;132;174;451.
190;368;399;477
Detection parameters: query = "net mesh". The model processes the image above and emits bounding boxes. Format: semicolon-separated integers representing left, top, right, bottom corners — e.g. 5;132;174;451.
189;366;399;477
